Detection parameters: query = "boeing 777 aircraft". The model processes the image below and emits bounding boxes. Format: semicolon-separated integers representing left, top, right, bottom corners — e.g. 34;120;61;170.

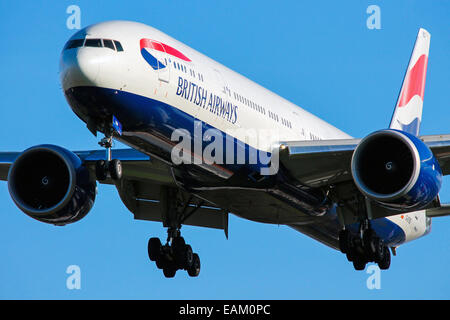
1;21;449;278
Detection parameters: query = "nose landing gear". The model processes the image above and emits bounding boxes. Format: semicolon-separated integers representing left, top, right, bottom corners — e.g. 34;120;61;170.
95;134;123;181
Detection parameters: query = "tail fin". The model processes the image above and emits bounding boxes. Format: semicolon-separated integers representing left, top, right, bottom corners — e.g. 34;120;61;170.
389;28;430;136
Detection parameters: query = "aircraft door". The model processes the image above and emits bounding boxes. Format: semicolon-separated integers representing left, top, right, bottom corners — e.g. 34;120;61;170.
145;40;170;83
156;45;170;83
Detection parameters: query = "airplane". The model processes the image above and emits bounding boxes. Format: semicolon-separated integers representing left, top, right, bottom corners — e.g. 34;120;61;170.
1;20;449;278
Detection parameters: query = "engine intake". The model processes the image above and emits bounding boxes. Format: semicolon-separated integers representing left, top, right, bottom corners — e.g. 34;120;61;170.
351;130;442;210
7;145;96;225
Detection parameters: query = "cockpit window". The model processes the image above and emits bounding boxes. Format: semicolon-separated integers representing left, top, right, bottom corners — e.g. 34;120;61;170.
64;38;124;52
85;38;103;47
103;39;115;50
114;41;124;52
64;39;84;50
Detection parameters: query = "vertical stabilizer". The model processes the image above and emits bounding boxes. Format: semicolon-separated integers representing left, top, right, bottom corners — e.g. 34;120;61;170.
389;28;430;136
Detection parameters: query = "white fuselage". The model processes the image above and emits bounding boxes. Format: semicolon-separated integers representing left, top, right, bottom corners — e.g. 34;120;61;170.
60;20;430;248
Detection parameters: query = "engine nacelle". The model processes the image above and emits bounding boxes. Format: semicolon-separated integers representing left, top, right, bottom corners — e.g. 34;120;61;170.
351;129;442;211
7;145;96;225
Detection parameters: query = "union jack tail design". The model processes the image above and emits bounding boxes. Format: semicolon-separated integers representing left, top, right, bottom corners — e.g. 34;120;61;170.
389;28;430;136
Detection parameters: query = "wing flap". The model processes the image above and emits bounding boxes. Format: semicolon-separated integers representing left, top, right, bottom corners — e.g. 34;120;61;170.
421;134;450;175
426;204;450;218
279;139;359;187
133;199;228;230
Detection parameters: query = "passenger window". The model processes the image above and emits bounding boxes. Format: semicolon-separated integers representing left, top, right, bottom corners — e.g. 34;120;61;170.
85;39;103;47
65;39;84;50
114;41;124;51
103;39;115;50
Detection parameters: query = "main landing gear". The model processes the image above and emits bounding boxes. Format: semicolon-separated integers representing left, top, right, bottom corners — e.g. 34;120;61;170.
147;187;203;278
339;222;391;271
95;134;123;181
148;228;201;278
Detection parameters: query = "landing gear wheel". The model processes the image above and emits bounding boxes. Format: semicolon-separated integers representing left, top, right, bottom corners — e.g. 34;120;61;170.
184;245;194;269
148;234;200;277
353;259;366;271
172;237;194;269
163;266;177;278
187;253;201;277
363;229;376;260
95;160;108;181
345;237;356;262
155;256;165;270
374;238;385;263
378;246;391;270
109;159;122;180
172;236;186;252
148;238;162;262
172;236;185;260
346;248;355;262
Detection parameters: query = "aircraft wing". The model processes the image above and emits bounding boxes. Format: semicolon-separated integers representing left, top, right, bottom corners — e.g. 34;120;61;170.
279;134;450;188
279;138;360;188
0;149;227;232
1;133;449;231
0;152;20;181
426;204;450;218
419;134;450;175
278;134;450;222
0;149;152;181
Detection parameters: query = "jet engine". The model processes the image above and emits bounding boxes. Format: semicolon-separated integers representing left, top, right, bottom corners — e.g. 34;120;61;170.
7;145;96;225
351;129;442;210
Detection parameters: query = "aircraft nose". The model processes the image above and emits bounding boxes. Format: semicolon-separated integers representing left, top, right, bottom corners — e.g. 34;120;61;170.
60;44;103;92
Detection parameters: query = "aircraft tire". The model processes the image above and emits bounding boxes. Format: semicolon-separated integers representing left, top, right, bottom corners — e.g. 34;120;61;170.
378;247;391;270
187;253;200;277
148;237;162;262
95;160;108;181
109;159;122;180
163;266;177;278
353;259;366;271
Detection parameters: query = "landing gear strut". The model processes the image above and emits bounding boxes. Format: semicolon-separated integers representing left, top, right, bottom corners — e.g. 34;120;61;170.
339;222;391;271
147;187;202;278
95;133;122;181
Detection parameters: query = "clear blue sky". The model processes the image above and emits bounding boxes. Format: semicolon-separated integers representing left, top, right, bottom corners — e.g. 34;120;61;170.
0;1;449;299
